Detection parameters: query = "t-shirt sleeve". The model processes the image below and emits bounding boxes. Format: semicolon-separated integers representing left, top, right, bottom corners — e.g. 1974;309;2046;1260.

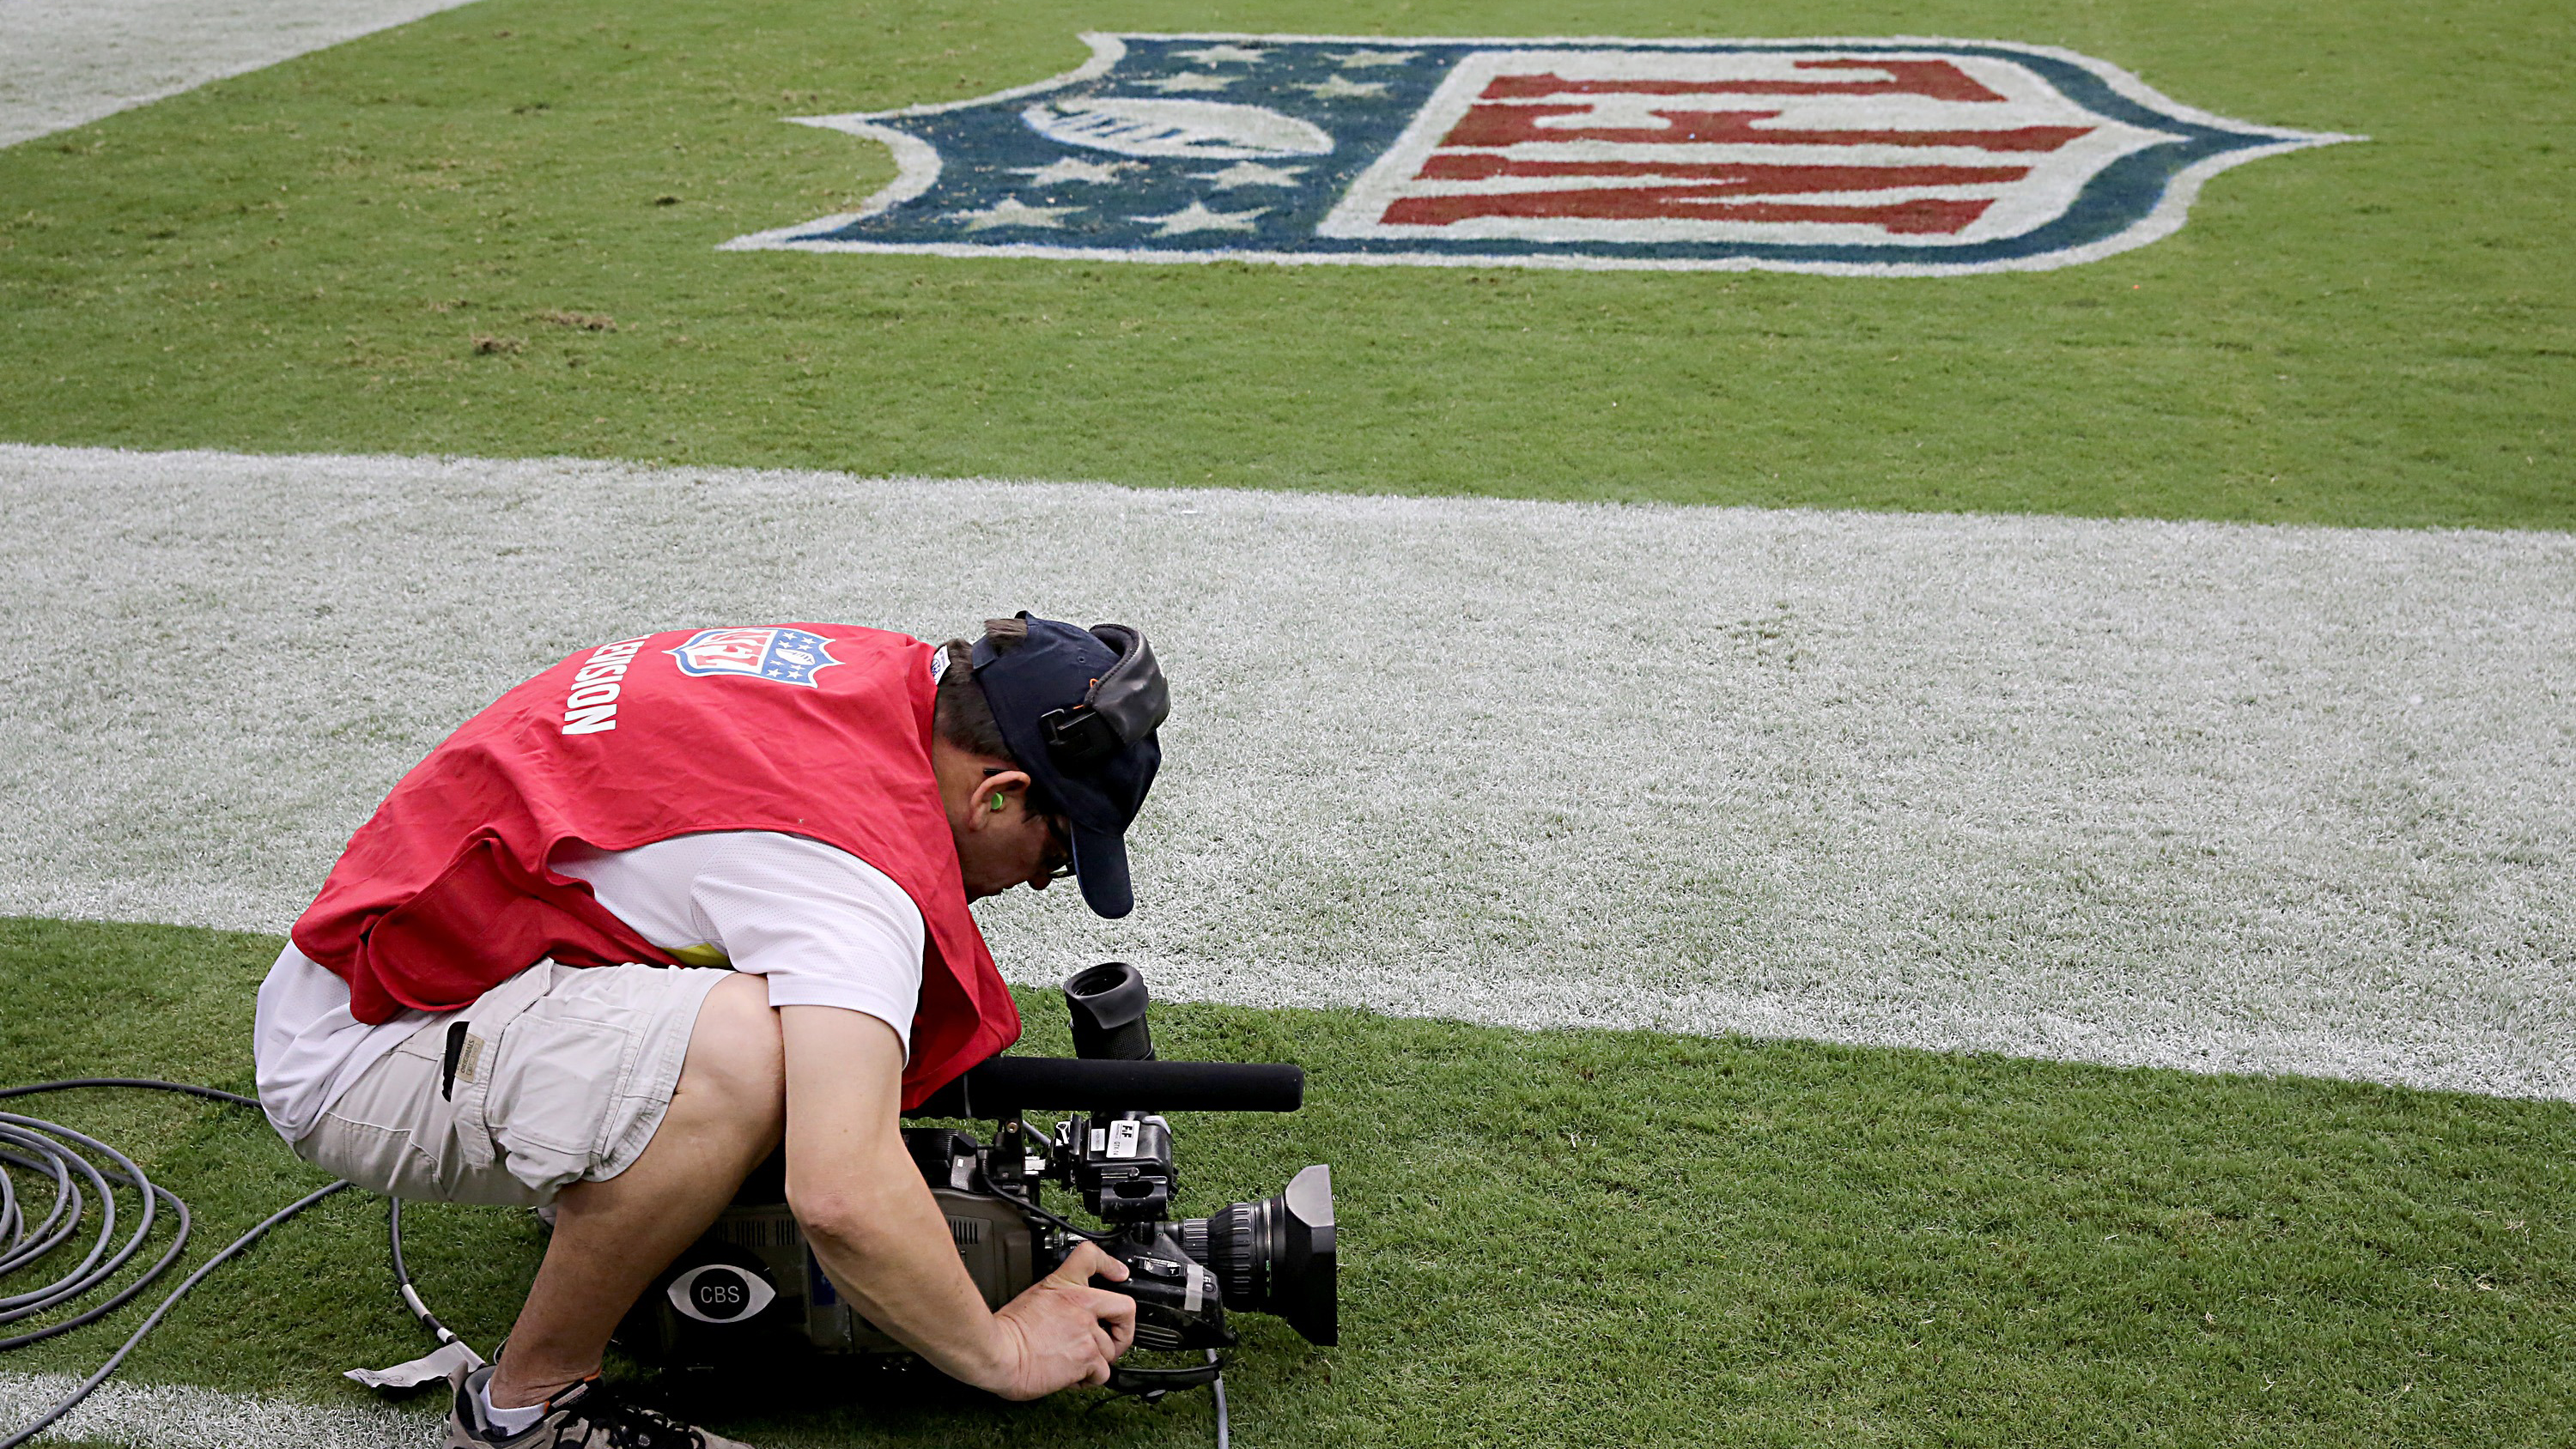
690;833;927;1055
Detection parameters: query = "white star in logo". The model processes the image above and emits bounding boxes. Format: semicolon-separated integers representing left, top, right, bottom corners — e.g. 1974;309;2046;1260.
1191;161;1309;190
1175;44;1267;64
1327;50;1421;67
945;197;1081;231
1137;70;1236;94
1131;200;1268;236
1297;75;1391;100
1012;157;1133;186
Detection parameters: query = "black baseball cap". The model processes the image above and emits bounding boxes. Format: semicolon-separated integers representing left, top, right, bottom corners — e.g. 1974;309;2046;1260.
970;614;1168;919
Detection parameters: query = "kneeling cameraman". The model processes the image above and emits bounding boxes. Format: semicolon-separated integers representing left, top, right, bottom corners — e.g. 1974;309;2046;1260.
252;615;1165;1448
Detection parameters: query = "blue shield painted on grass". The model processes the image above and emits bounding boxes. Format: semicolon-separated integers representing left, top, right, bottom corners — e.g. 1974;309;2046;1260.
724;34;2356;276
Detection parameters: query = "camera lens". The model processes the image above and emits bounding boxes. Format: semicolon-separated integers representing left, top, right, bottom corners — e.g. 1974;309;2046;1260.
1176;1165;1336;1346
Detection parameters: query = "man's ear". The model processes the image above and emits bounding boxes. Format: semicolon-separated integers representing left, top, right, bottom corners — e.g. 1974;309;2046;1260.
968;769;1033;828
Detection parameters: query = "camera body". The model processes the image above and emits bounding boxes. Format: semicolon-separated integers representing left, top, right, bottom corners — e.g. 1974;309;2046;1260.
622;964;1336;1378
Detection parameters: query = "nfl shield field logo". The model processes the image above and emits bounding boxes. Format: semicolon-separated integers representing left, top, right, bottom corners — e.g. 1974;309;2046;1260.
668;627;840;687
725;34;2357;276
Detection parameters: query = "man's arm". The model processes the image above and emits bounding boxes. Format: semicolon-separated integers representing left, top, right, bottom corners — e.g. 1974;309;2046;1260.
777;1004;1137;1399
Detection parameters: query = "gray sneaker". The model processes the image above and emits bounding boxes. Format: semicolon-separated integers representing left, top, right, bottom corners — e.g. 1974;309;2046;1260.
447;1364;756;1448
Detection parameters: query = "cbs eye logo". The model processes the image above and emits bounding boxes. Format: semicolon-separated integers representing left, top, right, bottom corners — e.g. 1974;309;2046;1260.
667;1264;778;1324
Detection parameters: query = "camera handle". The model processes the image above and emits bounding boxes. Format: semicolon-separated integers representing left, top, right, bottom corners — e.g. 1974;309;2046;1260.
1103;1350;1232;1449
1106;1355;1224;1396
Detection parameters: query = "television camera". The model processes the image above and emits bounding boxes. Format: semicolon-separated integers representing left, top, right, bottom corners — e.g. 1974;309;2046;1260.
621;962;1336;1397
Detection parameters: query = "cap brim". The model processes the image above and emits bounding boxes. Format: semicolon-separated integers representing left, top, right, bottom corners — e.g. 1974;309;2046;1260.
1067;822;1133;919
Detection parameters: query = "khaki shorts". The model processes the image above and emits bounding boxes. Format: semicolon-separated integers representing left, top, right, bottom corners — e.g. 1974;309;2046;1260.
294;959;732;1206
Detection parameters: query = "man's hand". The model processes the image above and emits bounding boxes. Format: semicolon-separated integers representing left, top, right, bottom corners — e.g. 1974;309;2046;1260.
778;1006;1137;1402
982;1242;1139;1400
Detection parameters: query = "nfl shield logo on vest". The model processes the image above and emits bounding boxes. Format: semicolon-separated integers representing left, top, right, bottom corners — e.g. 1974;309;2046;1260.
725;34;2356;276
669;627;841;687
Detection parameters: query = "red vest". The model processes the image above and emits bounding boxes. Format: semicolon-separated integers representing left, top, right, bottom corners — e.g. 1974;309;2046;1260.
291;624;1021;1109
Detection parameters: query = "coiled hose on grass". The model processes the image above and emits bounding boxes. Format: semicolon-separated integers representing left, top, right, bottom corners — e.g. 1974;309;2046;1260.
0;1079;349;1449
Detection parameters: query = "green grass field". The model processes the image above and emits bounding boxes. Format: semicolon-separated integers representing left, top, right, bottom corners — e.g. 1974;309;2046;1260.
6;0;2573;1442
1;0;2569;527
5;917;2573;1447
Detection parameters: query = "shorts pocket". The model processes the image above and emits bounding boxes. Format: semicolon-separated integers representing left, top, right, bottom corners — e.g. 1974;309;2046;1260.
483;1011;631;1160
299;1117;443;1199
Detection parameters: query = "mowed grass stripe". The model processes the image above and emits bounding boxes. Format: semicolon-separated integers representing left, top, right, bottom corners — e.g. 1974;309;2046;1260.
1;918;2572;1447
0;0;2567;527
0;0;483;150
0;1373;436;1449
3;445;2570;1099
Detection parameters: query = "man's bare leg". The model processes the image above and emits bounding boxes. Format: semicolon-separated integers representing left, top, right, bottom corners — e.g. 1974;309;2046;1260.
488;974;784;1409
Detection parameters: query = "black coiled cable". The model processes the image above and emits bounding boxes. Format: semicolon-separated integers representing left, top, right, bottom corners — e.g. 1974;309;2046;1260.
0;1079;350;1449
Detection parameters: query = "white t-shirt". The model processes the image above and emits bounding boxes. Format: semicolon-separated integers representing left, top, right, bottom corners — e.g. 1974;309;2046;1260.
252;831;926;1142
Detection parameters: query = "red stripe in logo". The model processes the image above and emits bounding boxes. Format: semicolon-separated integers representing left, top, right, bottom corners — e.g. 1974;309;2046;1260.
1416;155;2032;189
1382;189;1997;233
1436;104;2093;153
1478;59;2012;103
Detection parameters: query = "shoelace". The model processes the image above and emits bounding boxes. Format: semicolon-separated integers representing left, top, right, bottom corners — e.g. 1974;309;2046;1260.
560;1393;708;1449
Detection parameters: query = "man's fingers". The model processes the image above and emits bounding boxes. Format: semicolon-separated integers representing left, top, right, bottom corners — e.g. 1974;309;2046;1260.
1005;1246;1139;1397
1088;1292;1137;1355
1046;1240;1130;1288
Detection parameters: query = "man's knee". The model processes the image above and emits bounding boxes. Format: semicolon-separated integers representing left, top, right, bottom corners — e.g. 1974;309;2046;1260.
667;973;785;1140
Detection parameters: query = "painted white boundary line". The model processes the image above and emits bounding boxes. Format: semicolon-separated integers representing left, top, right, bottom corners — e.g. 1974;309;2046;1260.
0;1370;437;1447
2;444;2572;1100
0;0;484;150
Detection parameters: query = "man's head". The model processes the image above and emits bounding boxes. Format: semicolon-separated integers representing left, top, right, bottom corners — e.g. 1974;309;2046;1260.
931;614;1167;917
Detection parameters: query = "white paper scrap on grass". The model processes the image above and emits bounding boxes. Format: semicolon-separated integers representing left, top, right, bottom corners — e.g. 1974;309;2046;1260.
0;0;483;150
0;1369;439;1448
1;443;2570;1100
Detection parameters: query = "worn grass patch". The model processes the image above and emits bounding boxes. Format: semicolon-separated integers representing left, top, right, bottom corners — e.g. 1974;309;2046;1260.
3;916;2572;1446
0;0;2568;527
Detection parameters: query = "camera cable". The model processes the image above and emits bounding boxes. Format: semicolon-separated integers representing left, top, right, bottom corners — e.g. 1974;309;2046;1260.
967;1160;1114;1246
0;1079;352;1449
1208;1348;1230;1449
386;1197;480;1361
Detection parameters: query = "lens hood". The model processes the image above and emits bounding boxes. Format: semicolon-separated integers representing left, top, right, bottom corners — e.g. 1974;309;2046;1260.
1276;1164;1338;1346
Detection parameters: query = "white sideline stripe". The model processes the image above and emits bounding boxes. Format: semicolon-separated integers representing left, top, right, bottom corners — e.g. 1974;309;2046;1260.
0;1370;437;1447
0;0;483;150
2;443;2572;1101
